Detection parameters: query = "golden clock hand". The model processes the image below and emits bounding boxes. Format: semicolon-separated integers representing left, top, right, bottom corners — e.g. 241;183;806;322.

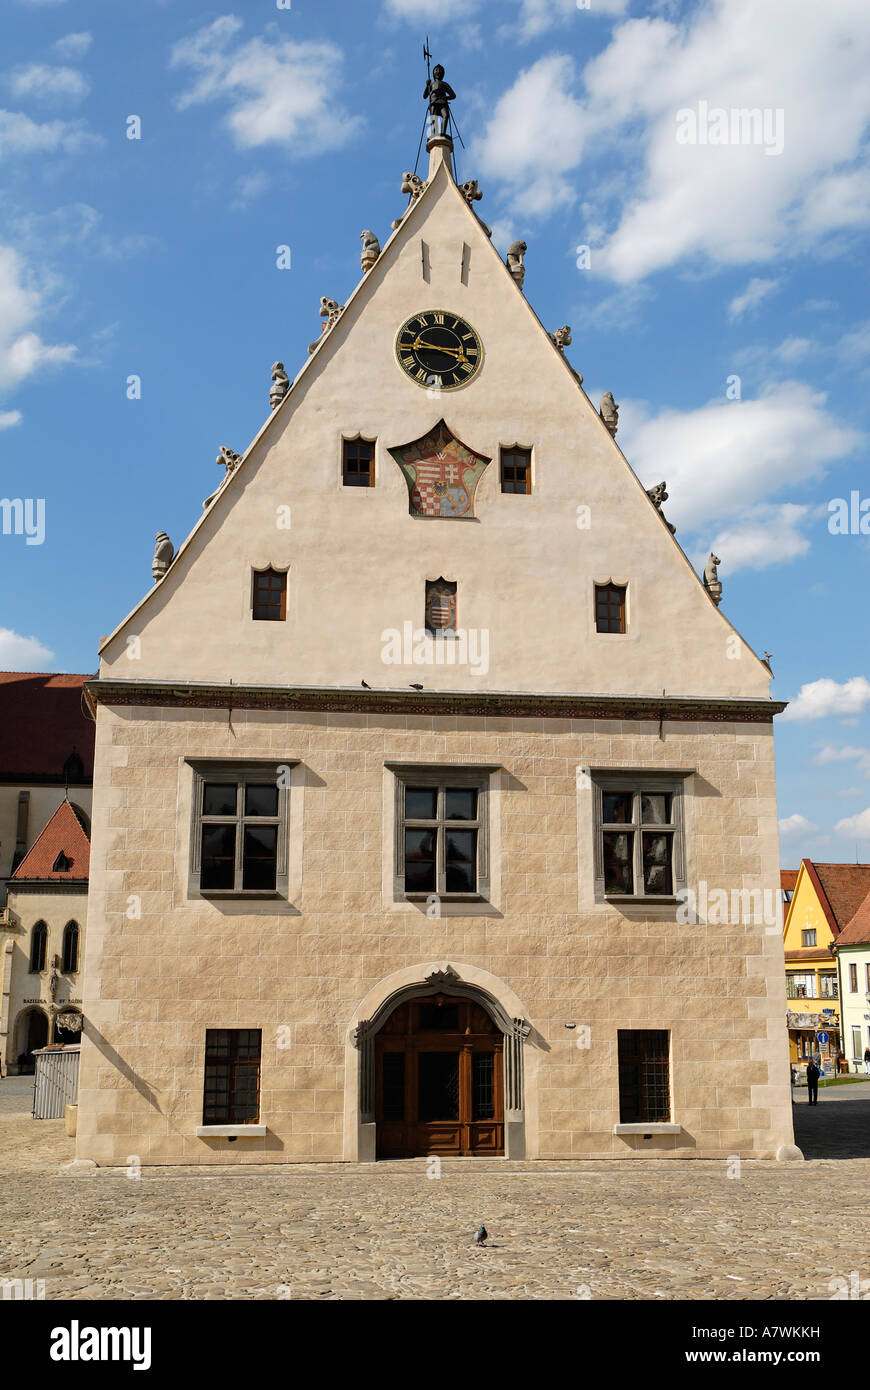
408;337;466;359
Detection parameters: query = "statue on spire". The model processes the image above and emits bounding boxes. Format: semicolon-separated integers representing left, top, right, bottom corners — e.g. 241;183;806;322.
424;52;455;139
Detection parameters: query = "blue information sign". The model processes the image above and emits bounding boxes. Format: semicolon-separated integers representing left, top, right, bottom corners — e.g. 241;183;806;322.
817;1031;829;1044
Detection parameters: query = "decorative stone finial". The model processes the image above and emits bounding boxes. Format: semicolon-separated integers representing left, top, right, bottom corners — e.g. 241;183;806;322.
308;297;344;355
645;481;676;535
424;62;456;140
506;240;526;290
459;180;492;236
704;552;723;605
599;392;619;436
270;362;289;411
391;172;427;231
217;446;242;474
360;229;381;273
549;326;572;351
152;531;174;583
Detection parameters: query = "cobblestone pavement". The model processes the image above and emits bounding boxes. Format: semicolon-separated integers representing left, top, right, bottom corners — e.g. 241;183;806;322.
1;1081;868;1301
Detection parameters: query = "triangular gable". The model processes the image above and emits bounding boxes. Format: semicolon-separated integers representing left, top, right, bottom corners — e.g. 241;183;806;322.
95;143;774;698
11;800;90;882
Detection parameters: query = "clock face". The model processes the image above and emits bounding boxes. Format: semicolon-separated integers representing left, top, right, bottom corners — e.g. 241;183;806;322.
395;310;483;390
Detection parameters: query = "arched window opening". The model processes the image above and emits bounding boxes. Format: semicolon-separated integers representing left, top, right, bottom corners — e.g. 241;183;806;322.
62;921;80;974
29;921;47;973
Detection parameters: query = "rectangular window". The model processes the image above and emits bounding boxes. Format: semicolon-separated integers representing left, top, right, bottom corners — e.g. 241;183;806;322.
392;768;490;902
188;761;293;898
252;568;286;621
819;973;838;999
787;972;817;999
500;447;531;494
618;1030;670;1123
866;964;870;992
202;1029;261;1124
850;963;859;992
342;437;375;487
592;775;684;900
852;1026;863;1060
801;928;817;948
595;583;626;634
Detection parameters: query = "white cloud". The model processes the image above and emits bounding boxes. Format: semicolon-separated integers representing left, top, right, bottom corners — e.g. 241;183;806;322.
834;808;870;840
0;629;54;670
780;678;870;723
703;502;812;573
838;321;870;366
0;409;22;428
0;244;77;391
231;170;269;210
779;813;818;837
620;380;861;542
514;0;627;40
0;109;99;156
593;0;870;281
813;745;870;776
473;54;587;215
171;18;361;153
727;277;780;322
383;0;475;16
52;33;92;60
477;1;870;276
7;64;90;104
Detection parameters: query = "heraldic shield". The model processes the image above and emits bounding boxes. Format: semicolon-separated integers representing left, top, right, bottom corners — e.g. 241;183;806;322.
389;420;491;519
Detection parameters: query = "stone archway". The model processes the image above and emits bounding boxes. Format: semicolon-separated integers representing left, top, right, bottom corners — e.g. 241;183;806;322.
14;1007;48;1073
348;964;532;1161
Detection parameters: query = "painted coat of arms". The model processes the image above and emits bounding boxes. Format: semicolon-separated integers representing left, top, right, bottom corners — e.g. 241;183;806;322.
389;420;490;519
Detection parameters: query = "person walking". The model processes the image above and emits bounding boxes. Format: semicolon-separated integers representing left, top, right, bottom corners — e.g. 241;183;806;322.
806;1058;820;1105
863;1046;870;1077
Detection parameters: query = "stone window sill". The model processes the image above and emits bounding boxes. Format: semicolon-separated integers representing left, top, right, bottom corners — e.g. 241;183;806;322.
195;1125;267;1138
613;1123;682;1136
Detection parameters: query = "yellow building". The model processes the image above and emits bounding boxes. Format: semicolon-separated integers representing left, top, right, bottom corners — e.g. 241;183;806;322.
782;860;870;1071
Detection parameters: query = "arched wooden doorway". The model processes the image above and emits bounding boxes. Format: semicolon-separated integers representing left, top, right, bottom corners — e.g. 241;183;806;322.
375;993;504;1157
16;1009;48;1073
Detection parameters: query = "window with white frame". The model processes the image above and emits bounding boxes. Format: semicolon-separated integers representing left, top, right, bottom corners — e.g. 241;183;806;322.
188;761;294;898
591;774;686;900
390;766;491;902
787;972;817;1000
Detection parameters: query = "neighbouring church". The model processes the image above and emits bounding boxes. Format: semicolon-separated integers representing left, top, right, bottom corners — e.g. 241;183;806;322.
76;76;793;1164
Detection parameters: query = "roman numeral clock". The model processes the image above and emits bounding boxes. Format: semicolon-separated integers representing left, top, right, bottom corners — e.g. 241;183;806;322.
395;311;483;389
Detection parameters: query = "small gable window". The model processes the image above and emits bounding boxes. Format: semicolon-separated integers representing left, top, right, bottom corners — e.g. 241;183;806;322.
595;583;626;634
342;437;375;487
62;921;80;974
29;922;47;974
252;568;287;622
500;446;531;494
53;851;73;873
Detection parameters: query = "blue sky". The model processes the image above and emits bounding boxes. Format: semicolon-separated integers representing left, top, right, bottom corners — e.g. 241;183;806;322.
1;0;869;862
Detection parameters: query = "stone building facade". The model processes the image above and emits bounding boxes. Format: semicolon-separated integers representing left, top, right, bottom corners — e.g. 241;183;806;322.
76;132;793;1165
1;800;89;1074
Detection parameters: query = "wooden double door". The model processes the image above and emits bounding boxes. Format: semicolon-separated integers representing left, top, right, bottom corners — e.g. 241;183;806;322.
375;996;504;1158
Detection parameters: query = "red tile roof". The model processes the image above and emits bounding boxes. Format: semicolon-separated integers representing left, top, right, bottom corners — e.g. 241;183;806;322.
806;862;870;936
837;889;870;948
10;800;90;882
0;672;95;781
781;869;798;892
